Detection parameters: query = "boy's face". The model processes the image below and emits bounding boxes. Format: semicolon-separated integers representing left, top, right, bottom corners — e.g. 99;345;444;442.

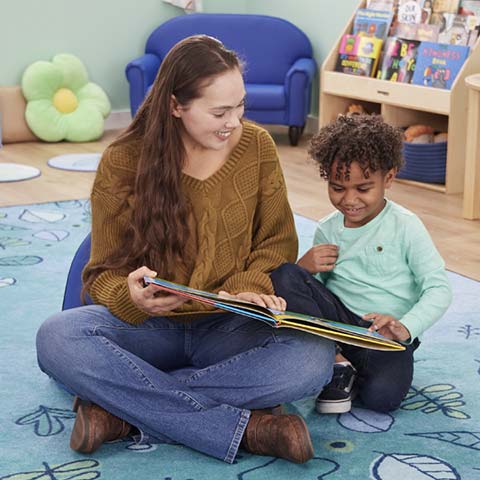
328;160;395;228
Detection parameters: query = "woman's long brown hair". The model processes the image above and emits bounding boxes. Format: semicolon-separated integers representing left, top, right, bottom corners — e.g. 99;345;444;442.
82;35;241;297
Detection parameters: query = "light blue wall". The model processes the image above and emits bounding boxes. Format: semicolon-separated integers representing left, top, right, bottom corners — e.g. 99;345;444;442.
1;0;181;110
203;0;248;13
1;0;359;113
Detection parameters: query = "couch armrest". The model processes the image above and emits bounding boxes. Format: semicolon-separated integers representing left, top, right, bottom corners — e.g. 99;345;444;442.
284;58;317;126
125;54;161;116
286;58;316;84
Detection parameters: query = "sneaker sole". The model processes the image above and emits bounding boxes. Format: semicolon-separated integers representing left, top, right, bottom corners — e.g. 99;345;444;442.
315;398;352;414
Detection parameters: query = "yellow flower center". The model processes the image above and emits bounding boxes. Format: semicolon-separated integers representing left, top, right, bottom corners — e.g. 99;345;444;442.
53;88;78;113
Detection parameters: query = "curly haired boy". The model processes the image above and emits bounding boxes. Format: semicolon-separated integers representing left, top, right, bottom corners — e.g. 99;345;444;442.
270;114;452;414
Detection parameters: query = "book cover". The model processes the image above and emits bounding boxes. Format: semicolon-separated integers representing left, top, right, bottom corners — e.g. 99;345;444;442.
143;276;405;352
367;0;396;10
422;0;434;22
459;1;480;45
432;0;460;12
411;41;470;88
468;26;479;46
397;0;426;23
394;22;419;38
394;21;440;39
433;12;478;44
417;22;441;39
395;0;433;22
377;37;421;82
336;35;384;77
353;8;394;40
460;0;480;17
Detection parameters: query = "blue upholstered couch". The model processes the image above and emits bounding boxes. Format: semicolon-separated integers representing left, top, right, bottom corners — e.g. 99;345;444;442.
125;14;317;145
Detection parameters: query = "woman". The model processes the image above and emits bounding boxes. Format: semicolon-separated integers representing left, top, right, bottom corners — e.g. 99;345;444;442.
36;35;334;464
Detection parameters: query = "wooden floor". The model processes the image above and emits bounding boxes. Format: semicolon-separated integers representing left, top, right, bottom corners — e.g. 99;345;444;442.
1;129;479;281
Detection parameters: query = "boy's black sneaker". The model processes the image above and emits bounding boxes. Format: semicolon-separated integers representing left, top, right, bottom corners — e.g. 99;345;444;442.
315;363;357;414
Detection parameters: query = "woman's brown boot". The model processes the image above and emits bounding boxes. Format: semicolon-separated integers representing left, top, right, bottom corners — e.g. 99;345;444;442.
70;396;132;453
241;413;314;463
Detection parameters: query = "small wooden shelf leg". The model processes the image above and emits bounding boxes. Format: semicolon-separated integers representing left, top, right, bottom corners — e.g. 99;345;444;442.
463;75;480;220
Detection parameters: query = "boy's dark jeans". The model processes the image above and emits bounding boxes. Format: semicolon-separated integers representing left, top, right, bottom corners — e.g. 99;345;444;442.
270;263;419;413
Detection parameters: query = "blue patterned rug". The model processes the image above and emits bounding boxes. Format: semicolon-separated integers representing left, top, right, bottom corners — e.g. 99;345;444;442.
1;200;479;479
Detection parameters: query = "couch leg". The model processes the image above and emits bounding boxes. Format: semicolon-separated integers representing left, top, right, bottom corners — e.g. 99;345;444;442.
288;126;303;146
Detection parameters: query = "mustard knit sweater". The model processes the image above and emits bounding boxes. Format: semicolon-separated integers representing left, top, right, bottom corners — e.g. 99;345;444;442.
84;121;298;325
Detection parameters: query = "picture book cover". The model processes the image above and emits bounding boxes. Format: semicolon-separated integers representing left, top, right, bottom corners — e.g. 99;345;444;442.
394;22;419;38
417;22;442;39
397;0;426;23
377;37;421;81
422;0;434;22
143;276;405;352
367;0;396;10
353;8;394;40
336;35;384;77
411;41;470;88
460;0;480;17
435;13;478;44
459;1;480;45
394;22;440;39
432;0;460;13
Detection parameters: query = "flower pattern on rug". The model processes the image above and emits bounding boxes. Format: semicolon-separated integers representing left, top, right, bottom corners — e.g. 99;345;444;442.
15;405;76;437
0;459;101;480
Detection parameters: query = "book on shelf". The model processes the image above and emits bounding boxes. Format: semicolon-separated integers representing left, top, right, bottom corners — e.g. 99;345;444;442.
367;0;396;10
417;22;442;39
143;276;406;352
397;0;428;23
422;0;434;22
451;13;478;44
460;0;480;17
394;21;441;39
353;8;394;40
377;37;421;81
433;13;479;45
335;34;384;77
459;1;480;45
432;0;460;13
411;41;470;88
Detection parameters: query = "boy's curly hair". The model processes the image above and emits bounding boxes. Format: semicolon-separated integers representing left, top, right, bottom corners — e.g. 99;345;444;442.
308;114;404;180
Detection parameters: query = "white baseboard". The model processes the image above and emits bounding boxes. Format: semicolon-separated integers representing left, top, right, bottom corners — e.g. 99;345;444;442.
104;110;132;130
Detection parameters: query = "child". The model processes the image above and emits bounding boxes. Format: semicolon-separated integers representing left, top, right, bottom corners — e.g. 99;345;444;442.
270;114;452;413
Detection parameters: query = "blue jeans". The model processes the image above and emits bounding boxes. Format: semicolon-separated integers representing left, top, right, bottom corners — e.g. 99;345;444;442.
36;305;334;463
270;263;419;413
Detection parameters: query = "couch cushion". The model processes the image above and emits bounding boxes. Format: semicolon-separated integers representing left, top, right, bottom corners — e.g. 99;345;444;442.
245;84;285;110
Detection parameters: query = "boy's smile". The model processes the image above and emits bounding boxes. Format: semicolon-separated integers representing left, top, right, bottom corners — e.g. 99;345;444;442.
328;160;395;228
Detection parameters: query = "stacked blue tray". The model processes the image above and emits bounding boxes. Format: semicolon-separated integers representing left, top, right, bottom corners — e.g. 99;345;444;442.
398;141;447;184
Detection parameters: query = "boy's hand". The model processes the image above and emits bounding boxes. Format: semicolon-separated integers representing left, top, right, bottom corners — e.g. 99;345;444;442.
297;244;339;274
363;313;411;342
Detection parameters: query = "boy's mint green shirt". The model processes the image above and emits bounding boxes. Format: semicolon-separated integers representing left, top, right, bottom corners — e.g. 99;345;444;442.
313;200;452;342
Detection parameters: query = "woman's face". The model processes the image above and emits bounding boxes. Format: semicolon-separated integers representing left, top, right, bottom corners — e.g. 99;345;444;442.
172;68;246;152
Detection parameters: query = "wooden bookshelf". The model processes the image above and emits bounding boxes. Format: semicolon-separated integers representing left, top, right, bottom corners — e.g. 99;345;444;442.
319;0;480;194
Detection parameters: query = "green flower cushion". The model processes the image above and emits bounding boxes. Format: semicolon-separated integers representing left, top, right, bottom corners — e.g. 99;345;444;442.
21;54;111;142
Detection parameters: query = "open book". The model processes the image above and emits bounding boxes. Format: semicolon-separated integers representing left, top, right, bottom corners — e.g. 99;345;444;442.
143;277;405;352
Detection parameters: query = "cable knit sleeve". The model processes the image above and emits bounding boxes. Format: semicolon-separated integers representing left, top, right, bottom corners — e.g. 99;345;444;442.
218;129;298;295
83;142;149;325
